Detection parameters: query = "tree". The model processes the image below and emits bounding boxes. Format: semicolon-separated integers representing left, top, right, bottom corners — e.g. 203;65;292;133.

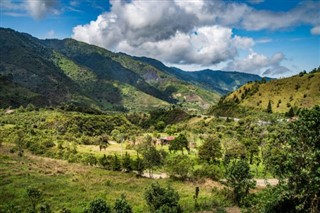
165;155;194;180
280;106;320;212
169;134;189;154
86;198;111;213
142;146;164;177
242;137;259;164
98;134;110;151
285;107;295;118
226;160;256;205
27;187;42;212
198;136;222;164
122;152;132;172
144;182;181;213
267;100;272;113
111;154;121;171
133;154;145;177
114;194;132;213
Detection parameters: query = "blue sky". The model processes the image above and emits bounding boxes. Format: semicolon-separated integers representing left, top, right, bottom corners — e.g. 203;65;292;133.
1;0;319;78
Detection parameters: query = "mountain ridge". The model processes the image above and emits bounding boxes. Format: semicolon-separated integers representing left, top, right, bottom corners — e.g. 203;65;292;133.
0;27;271;112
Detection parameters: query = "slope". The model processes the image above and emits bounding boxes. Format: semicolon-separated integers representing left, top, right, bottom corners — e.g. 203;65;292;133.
134;56;268;95
222;69;320;113
1;28;222;111
43;38;220;110
0;28;100;110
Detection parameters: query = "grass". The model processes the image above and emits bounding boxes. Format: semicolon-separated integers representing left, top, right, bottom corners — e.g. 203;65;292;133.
0;144;224;212
225;72;320;113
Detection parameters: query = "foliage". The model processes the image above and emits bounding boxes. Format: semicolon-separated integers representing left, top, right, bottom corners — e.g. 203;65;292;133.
26;187;42;212
280;106;320;212
133;154;145;177
114;194;132;213
169;134;189;154
86;198;111;213
165;154;194;180
192;163;223;181
122;152;132;172
144;182;181;213
226;160;256;205
198;136;222;164
111;154;121;171
266;100;272;113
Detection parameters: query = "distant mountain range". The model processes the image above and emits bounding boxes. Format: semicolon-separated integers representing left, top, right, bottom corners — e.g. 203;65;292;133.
0;28;267;112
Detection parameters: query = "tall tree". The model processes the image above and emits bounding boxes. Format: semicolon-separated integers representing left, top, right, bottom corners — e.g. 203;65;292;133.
198;136;222;164
226;160;256;205
267;100;272;113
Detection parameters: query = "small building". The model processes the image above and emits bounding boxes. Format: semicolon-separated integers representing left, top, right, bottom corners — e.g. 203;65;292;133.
159;136;175;146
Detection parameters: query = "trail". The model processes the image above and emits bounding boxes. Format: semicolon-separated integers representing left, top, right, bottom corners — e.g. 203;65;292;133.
142;172;279;187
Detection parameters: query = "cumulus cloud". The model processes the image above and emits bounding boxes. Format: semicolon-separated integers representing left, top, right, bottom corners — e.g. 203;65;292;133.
72;0;257;66
224;50;290;76
71;0;318;72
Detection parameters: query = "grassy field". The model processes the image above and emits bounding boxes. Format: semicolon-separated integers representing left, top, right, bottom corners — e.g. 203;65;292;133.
0;144;231;212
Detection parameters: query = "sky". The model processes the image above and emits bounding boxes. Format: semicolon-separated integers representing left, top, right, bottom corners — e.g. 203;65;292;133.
1;0;319;78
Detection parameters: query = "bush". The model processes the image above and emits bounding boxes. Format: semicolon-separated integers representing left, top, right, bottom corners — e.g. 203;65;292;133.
85;198;111;213
114;194;132;213
165;155;193;180
144;182;181;213
192;163;223;181
26;187;42;212
82;154;97;166
121;152;132;172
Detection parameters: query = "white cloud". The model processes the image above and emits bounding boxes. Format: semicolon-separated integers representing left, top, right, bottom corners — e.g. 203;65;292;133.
311;26;320;35
72;0;257;66
26;0;60;19
1;0;60;19
71;0;319;73
224;50;290;76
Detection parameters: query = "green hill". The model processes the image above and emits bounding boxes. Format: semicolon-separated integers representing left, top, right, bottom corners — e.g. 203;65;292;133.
221;69;320;113
0;28;223;112
135;57;269;95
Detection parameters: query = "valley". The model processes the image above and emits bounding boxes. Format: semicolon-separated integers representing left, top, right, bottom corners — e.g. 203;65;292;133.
0;27;319;213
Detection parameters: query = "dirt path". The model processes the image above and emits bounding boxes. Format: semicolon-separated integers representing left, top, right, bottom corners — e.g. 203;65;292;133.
143;172;279;187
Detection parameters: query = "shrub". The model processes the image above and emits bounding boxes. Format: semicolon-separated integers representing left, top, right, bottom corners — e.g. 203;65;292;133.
144;182;181;213
192;163;223;181
165;154;194;180
85;198;111;213
82;154;97;166
121;152;132;172
114;194;132;213
26;187;42;212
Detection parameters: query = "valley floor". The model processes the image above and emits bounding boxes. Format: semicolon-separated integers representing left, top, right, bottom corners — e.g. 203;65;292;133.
0;143;236;212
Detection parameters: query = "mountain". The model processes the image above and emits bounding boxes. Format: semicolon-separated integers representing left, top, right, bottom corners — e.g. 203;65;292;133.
134;56;269;95
0;28;95;110
219;69;320;113
0;28;221;111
